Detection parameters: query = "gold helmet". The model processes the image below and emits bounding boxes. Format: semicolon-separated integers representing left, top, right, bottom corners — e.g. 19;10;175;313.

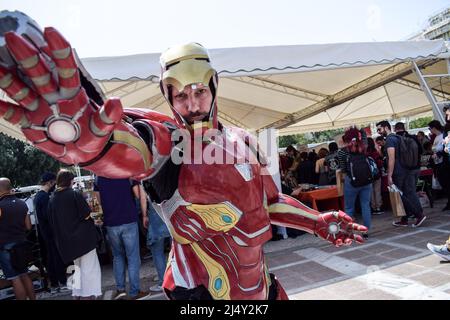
159;42;218;129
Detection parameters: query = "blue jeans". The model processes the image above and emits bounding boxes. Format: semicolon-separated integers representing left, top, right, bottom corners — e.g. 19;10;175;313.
344;178;372;230
0;242;28;280
146;205;170;286
106;222;141;296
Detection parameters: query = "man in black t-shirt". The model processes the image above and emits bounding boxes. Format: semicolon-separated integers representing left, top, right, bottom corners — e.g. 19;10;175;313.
34;172;68;293
0;178;35;300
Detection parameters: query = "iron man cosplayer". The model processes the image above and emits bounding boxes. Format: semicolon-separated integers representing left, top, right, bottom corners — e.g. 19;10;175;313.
0;11;367;300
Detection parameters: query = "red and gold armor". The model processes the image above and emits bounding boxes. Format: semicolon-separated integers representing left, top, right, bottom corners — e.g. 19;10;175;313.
0;11;367;300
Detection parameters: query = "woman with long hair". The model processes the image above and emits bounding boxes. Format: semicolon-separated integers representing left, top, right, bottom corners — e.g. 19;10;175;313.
48;169;102;299
337;127;372;238
315;148;329;186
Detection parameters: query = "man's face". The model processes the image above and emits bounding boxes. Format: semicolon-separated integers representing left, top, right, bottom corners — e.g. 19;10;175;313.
429;127;437;136
48;180;56;191
445;108;450;121
171;84;213;124
377;126;387;137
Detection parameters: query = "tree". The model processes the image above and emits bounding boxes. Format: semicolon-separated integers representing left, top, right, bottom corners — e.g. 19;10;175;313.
278;128;344;148
0;133;61;187
409;116;433;129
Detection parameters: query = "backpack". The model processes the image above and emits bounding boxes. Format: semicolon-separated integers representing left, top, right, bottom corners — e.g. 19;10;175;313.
397;134;419;169
347;153;373;187
325;153;339;182
367;156;380;179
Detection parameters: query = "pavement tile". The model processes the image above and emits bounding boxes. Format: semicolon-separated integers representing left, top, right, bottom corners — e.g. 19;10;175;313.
279;276;312;291
290;287;342;300
361;243;397;254
321;278;370;295
384;262;427;277
357;255;393;266
273;268;297;279
336;249;368;260
266;253;305;268
381;248;421;259
414;230;448;239
432;263;450;274
410;270;449;288
390;235;423;245
410;255;444;268
348;288;400;300
301;269;343;283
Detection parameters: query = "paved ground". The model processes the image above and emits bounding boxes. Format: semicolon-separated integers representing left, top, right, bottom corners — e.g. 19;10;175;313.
38;198;450;300
267;198;450;300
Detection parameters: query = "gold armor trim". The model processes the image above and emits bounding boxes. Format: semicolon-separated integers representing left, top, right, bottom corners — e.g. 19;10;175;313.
167;224;192;245
161;42;209;66
112;130;151;170
190;242;231;300
191;121;213;131
160;43;215;92
162;59;215;92
268;203;319;221
186;202;242;232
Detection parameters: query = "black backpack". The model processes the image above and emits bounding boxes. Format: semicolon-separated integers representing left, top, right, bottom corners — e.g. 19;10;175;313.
347;153;373;187
397;135;419;169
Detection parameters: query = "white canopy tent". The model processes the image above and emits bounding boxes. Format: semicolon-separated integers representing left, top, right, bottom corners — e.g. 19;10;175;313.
1;40;449;142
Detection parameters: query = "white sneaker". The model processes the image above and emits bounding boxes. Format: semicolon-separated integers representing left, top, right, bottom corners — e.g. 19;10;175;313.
427;243;450;261
149;284;163;292
58;286;71;294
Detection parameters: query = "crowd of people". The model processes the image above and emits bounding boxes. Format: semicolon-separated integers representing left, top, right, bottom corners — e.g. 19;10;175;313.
0;170;171;300
280;105;450;240
1;109;449;301
0;12;449;300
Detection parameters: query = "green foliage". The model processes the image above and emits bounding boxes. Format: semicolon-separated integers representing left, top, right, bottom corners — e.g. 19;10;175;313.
278;128;344;148
409;116;433;129
0;133;61;187
278;134;308;148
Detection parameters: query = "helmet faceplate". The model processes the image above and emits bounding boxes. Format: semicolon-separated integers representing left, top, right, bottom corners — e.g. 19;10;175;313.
160;43;218;131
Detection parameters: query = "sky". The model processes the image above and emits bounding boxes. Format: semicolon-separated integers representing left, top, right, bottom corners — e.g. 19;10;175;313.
2;0;449;58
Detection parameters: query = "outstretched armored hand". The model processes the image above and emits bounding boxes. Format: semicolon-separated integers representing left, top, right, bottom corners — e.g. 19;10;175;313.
0;14;124;165
315;211;368;247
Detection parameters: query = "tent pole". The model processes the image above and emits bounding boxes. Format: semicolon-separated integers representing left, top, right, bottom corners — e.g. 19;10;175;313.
412;61;446;124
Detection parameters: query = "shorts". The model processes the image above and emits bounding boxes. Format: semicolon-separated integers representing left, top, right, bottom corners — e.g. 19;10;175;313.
0;242;29;280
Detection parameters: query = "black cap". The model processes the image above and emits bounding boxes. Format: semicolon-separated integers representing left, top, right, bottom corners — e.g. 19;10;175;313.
40;172;56;183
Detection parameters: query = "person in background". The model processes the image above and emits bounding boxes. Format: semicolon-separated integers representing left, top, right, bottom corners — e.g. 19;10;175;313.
366;138;383;215
421;141;434;168
34;172;69;294
48;170;102;300
337;128;372;239
324;142;339;185
440;104;450;211
417;131;430;150
376;121;426;228
427;237;450;262
0;178;36;300
428;120;449;211
141;188;171;293
297;152;315;184
284;145;301;188
315;148;329;186
94;177;148;300
0;24;368;300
